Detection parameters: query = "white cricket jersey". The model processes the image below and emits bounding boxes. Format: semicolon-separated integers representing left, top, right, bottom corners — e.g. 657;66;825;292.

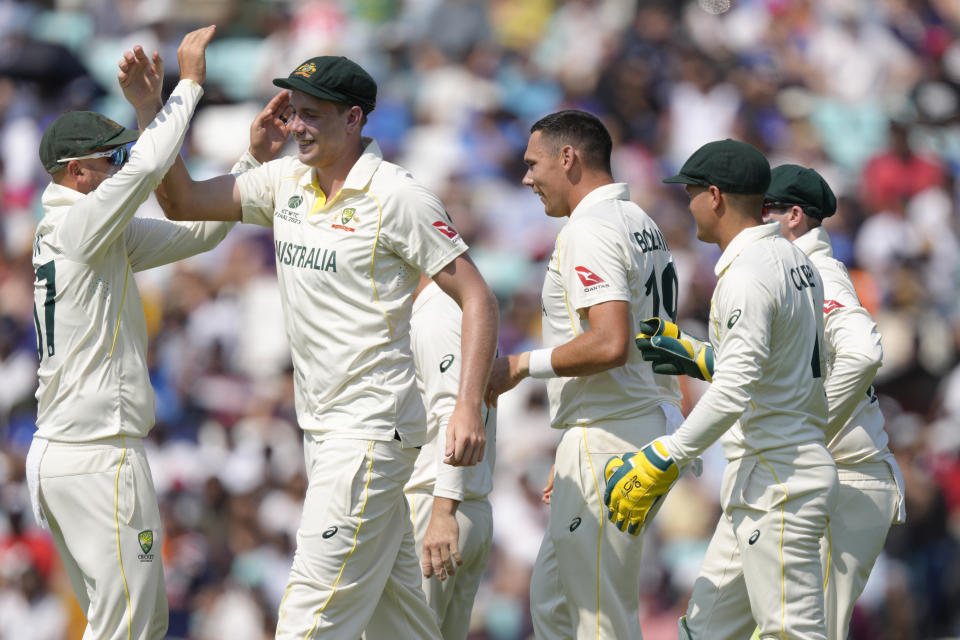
540;183;682;428
667;223;828;462
794;226;890;465
34;80;239;442
405;282;495;500
236;141;468;445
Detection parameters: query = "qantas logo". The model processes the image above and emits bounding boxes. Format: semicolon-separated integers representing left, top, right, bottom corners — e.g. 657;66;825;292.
575;266;605;287
432;221;459;239
823;299;844;315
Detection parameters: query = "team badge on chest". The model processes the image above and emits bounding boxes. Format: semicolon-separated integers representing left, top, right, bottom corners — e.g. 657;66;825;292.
332;207;359;232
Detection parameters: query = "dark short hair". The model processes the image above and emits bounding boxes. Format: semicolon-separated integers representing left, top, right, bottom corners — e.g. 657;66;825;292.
530;110;612;174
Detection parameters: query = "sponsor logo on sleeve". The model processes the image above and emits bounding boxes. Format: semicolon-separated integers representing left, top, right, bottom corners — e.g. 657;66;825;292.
440;354;455;373
727;309;742;329
574;266;609;292
748;529;760;545
322;526;339;539
432;220;459;239
823;299;844;314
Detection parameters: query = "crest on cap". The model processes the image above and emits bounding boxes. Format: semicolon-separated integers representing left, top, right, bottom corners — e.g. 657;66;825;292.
294;62;317;79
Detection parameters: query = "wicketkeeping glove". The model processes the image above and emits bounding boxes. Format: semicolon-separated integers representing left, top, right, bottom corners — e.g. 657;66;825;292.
635;317;714;382
602;438;679;535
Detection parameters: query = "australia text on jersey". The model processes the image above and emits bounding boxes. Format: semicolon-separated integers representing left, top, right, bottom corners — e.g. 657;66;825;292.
274;240;337;272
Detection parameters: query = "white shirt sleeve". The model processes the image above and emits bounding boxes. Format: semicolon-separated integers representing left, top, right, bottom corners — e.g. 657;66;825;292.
236;158;286;227
378;181;467;277
57;80;203;262
822;293;883;442
666;267;774;462
560;221;630;313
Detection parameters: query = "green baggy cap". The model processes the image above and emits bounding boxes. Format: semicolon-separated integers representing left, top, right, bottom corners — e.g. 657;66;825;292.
39;111;139;174
765;164;837;220
664;139;771;194
273;56;377;115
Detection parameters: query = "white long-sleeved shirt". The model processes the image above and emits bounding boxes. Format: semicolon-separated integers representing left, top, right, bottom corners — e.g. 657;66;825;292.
405;282;495;501
794;226;890;465
34;80;241;442
666;223;828;463
540;183;682;428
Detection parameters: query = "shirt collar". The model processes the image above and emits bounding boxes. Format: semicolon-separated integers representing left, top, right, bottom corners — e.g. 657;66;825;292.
40;181;84;209
793;225;833;261
297;138;384;192
569;182;630;220
714;222;781;277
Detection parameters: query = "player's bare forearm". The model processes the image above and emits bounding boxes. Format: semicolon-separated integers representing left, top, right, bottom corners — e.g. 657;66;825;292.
421;497;462;581
551;300;631;376
434;254;498;466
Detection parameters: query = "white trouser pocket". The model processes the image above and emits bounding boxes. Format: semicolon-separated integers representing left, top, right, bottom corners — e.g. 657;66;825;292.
26;437;49;528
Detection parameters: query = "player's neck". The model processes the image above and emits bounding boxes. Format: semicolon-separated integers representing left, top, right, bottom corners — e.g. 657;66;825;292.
566;174;615;214
313;141;364;200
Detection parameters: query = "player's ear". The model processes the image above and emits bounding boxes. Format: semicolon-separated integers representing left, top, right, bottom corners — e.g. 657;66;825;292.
708;185;723;211
559;144;576;170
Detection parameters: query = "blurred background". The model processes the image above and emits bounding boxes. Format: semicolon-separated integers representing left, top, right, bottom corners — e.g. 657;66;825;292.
0;0;959;638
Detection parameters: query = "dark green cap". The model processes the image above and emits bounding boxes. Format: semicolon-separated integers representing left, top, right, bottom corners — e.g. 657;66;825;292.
663;139;771;194
765;164;837;220
39;111;139;174
273;56;377;114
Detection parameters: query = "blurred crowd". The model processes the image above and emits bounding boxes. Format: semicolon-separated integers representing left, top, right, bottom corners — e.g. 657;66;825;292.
1;0;960;638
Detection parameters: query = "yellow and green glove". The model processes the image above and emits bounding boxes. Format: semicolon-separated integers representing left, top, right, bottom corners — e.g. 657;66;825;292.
635;317;714;382
602;438;679;535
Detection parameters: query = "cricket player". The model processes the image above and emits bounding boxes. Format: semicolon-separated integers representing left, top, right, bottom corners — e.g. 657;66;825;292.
24;27;248;640
485;110;684;639
392;274;496;640
763;165;905;639
604;139;840;640
153;55;498;638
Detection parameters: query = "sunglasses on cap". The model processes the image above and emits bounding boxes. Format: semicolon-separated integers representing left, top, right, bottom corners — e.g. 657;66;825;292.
57;145;129;166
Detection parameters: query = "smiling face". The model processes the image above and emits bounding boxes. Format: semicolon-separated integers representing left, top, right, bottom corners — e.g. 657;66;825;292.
522;130;572;218
286;90;358;169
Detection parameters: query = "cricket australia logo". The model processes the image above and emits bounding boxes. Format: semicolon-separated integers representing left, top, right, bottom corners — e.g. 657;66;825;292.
341;208;357;225
138;530;155;562
293;62;317;78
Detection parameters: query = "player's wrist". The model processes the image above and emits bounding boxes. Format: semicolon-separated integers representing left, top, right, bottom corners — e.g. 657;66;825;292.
528;347;556;379
431;496;461;516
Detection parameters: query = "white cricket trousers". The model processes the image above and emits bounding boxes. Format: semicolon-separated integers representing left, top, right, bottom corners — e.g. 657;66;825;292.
30;435;167;640
822;461;903;640
403;492;493;640
686;442;839;640
276;435;442;639
530;405;681;640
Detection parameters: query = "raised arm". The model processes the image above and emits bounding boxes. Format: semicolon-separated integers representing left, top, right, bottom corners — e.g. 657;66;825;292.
432;253;499;467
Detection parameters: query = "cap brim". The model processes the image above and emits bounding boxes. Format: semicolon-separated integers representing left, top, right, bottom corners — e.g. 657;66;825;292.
102;128;140;148
662;175;708;186
273;77;348;105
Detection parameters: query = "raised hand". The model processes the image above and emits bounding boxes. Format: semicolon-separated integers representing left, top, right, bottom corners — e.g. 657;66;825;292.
118;45;163;111
249;90;291;163
177;25;216;84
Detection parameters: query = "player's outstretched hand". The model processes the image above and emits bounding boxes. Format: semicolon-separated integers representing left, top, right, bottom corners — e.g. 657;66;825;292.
249;90;291;163
444;404;484;467
603;438;679;535
421;498;462;582
118;45;163;110
636;317;714;381
177;25;216;84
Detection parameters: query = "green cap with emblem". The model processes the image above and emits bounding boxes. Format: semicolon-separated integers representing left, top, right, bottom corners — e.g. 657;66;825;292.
765;164;837;220
663;139;771;194
39;111;139;174
273;56;377;114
